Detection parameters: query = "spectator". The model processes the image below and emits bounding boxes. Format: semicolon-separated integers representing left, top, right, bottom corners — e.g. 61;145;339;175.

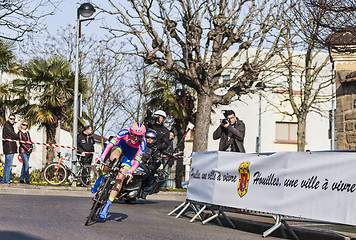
18;120;33;184
77;125;95;165
2;114;18;184
213;110;245;153
161;130;176;191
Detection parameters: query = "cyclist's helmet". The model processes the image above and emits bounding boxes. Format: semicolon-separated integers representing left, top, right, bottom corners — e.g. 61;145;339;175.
129;122;146;136
146;129;157;139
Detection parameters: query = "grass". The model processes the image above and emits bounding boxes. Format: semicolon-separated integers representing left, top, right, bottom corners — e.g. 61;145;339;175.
166;187;187;192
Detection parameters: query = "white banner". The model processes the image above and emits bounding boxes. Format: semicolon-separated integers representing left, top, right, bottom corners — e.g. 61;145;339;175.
187;151;356;226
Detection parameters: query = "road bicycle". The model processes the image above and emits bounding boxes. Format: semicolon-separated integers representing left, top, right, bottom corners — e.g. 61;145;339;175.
84;159;121;225
43;153;99;187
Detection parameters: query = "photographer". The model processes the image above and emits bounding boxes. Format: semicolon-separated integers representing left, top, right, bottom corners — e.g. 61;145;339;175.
144;110;170;153
213;110;245;153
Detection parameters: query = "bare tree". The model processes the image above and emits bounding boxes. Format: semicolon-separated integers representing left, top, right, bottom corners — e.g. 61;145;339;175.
267;0;333;151
97;0;286;152
24;25;97;72
303;0;356;51
115;56;156;126
86;43;129;147
23;26;131;142
0;0;60;41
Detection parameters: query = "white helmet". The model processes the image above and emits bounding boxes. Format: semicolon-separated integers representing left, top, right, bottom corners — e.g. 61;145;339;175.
153;110;167;118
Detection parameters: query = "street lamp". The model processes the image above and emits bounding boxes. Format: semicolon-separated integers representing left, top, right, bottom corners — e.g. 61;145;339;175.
72;3;95;178
255;81;265;153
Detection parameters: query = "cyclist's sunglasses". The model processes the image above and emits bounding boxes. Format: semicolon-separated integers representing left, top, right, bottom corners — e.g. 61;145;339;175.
130;132;143;139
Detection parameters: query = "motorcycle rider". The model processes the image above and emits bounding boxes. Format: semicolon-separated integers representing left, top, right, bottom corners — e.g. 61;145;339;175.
91;122;146;219
141;129;162;198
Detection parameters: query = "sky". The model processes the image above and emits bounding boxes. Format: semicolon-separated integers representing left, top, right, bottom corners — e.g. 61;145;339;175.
41;0;106;39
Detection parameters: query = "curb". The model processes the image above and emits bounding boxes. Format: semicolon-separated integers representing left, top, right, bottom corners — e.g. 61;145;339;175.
0;183;187;199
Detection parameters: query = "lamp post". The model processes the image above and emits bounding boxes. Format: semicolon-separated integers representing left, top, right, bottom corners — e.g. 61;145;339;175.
72;3;95;178
255;81;265;153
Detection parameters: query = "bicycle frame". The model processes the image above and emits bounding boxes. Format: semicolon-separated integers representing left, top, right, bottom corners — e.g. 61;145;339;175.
67;160;86;179
85;158;123;225
52;156;90;183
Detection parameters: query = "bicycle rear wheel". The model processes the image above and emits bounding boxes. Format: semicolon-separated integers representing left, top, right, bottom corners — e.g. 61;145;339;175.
85;177;112;225
79;165;99;187
43;163;67;185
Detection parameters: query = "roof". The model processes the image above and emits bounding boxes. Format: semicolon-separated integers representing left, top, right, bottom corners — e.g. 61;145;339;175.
93;133;107;143
327;30;356;46
341;71;356;83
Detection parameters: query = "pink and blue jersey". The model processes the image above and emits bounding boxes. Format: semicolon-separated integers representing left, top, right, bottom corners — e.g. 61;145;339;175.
100;128;146;173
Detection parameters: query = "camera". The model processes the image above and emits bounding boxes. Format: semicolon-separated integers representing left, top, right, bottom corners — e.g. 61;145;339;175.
222;118;231;125
144;110;158;128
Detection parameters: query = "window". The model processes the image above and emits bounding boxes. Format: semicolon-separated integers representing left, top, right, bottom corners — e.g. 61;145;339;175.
222;75;230;87
275;122;297;143
222;75;230;82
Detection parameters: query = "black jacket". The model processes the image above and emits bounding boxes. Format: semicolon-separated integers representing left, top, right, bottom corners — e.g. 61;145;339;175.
77;132;95;153
2;121;18;154
151;123;170;152
164;139;174;155
213;118;246;153
142;143;162;171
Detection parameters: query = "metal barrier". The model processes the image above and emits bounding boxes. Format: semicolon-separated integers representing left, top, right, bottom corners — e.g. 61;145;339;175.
168;149;356;239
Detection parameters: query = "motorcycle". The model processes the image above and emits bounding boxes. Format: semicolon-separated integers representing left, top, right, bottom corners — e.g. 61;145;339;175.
117;161;166;203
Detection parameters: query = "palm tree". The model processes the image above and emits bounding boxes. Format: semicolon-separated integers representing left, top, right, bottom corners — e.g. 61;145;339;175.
0;83;11;125
148;71;195;188
12;56;88;166
0;39;18;74
0;39;19;125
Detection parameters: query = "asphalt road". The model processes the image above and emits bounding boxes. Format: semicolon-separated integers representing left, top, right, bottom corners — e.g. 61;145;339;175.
0;193;280;240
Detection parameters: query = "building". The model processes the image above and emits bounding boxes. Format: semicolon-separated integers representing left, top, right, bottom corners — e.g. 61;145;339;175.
180;49;334;185
328;30;356;149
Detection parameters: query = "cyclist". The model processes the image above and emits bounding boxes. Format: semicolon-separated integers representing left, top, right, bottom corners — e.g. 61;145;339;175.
91;122;146;219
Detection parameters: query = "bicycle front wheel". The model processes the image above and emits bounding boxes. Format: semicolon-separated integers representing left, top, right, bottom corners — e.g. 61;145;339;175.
85;176;112;225
43;163;67;185
79;165;99;187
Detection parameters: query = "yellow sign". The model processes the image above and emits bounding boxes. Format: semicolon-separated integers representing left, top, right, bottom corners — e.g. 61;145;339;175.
237;161;250;197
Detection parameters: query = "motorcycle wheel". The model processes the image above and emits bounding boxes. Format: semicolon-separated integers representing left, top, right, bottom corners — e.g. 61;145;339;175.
124;198;136;204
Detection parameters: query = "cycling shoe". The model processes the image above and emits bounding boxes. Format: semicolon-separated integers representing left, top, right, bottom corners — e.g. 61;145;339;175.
99;202;111;219
91;174;104;193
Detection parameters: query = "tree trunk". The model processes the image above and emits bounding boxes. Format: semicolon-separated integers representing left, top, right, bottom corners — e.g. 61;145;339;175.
297;115;307;152
174;119;188;188
45;123;57;166
193;92;213;152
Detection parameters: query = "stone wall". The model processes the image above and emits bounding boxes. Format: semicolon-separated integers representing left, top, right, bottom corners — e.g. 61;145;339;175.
332;56;356;149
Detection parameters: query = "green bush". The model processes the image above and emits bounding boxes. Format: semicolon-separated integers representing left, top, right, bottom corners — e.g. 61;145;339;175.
11;172;19;181
30;169;44;183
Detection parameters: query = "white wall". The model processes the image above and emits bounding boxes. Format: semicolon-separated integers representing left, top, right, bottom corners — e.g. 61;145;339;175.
1;124;103;176
206;93;331;153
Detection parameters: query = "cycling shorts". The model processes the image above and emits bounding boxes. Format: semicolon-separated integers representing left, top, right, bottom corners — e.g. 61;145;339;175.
112;139;139;171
